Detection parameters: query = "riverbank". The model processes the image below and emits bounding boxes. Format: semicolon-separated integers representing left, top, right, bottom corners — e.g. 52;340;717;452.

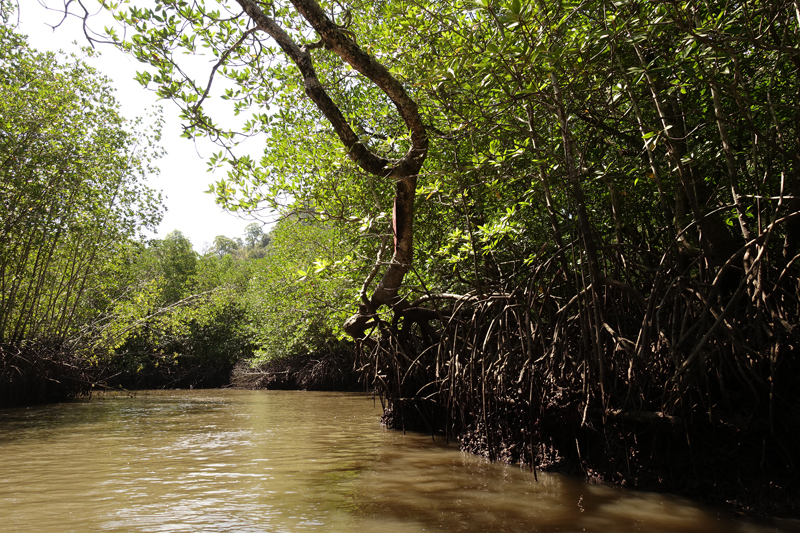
226;349;799;520
6;389;785;533
0;342;92;406
0;339;360;407
4;341;797;521
380;395;800;521
229;347;360;391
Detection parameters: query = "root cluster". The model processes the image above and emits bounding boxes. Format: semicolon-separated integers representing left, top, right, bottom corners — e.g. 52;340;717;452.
358;240;800;515
0;341;92;407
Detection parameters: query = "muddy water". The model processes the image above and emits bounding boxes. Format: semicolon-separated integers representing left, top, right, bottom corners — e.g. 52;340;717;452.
0;390;792;532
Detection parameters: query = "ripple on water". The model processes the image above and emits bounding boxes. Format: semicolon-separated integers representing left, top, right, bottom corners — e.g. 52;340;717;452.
0;390;792;533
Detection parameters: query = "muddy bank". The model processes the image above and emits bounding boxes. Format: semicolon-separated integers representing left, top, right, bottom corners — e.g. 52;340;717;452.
230;345;360;392
225;333;800;518
0;342;93;407
99;352;237;390
4;336;795;520
0;339;359;405
1;342;244;405
351;266;800;522
381;394;800;520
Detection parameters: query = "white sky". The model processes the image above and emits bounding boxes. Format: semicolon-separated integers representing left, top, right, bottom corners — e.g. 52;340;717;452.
14;1;273;252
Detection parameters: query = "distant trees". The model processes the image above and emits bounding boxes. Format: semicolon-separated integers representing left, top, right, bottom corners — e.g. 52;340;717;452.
209;224;269;259
243;222;270;250
210;235;242;258
148;230;198;304
91;221;355;388
94;230;251;388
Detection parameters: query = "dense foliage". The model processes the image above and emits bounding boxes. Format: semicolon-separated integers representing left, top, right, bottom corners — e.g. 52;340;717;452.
0;21;355;397
6;0;800;511
244;218;357;364
89;231;246;388
0;25;166;404
0;26;162;346
66;218;354;389
85;0;800;509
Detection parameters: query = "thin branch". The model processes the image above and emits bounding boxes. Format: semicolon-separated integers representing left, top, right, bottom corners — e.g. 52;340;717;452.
192;27;258;113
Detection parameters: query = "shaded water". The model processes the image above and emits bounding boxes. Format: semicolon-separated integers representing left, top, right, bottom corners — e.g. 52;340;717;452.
0;390;793;532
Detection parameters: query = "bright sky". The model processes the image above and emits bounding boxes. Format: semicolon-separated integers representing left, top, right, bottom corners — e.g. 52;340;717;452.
15;1;273;252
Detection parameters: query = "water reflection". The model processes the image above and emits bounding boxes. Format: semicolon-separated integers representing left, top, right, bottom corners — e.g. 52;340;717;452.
0;390;793;532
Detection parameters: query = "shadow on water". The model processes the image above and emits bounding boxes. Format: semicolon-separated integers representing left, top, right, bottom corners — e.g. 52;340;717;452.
0;390;796;532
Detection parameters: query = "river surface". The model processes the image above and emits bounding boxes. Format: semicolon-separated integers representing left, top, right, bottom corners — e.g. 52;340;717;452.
0;390;794;532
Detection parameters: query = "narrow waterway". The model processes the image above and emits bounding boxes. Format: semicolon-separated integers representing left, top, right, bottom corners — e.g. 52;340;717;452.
0;390;792;532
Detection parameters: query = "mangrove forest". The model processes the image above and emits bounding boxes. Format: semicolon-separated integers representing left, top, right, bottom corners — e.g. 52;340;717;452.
2;0;800;518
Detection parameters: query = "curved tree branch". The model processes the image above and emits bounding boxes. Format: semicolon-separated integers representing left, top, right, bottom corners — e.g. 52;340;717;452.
235;0;428;338
236;0;391;175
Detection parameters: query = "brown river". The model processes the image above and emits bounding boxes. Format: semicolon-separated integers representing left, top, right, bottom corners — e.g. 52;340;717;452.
0;390;795;532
